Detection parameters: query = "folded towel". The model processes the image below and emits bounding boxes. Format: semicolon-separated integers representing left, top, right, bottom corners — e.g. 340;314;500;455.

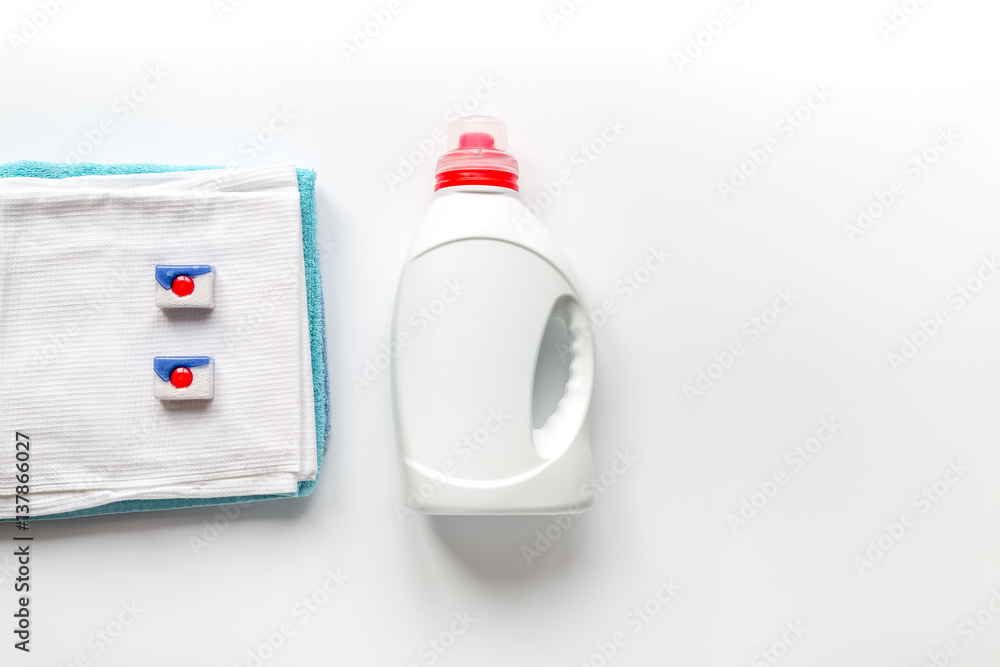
0;162;329;520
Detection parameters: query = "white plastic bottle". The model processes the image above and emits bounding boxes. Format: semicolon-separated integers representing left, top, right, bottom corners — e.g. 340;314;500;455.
391;116;596;515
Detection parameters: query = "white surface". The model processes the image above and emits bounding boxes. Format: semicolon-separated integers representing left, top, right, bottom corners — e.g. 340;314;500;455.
393;188;596;514
1;0;1000;664
0;167;317;517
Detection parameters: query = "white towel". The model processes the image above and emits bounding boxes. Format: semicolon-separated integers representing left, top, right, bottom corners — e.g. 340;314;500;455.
0;165;317;517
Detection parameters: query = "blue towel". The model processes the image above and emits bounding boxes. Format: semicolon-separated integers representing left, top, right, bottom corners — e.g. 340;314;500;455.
0;161;330;520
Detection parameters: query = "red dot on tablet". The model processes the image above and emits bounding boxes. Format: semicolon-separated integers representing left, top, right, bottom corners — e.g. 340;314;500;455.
171;275;195;297
170;367;193;389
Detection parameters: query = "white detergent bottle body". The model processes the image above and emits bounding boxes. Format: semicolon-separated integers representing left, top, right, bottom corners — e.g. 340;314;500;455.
391;116;596;515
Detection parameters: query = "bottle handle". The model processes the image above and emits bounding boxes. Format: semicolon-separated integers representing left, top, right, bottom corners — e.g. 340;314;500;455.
532;295;596;460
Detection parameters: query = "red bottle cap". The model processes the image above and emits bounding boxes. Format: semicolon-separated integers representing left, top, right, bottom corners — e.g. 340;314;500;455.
435;116;519;192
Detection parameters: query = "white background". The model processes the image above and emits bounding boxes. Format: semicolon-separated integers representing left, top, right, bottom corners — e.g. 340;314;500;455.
2;0;1000;665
